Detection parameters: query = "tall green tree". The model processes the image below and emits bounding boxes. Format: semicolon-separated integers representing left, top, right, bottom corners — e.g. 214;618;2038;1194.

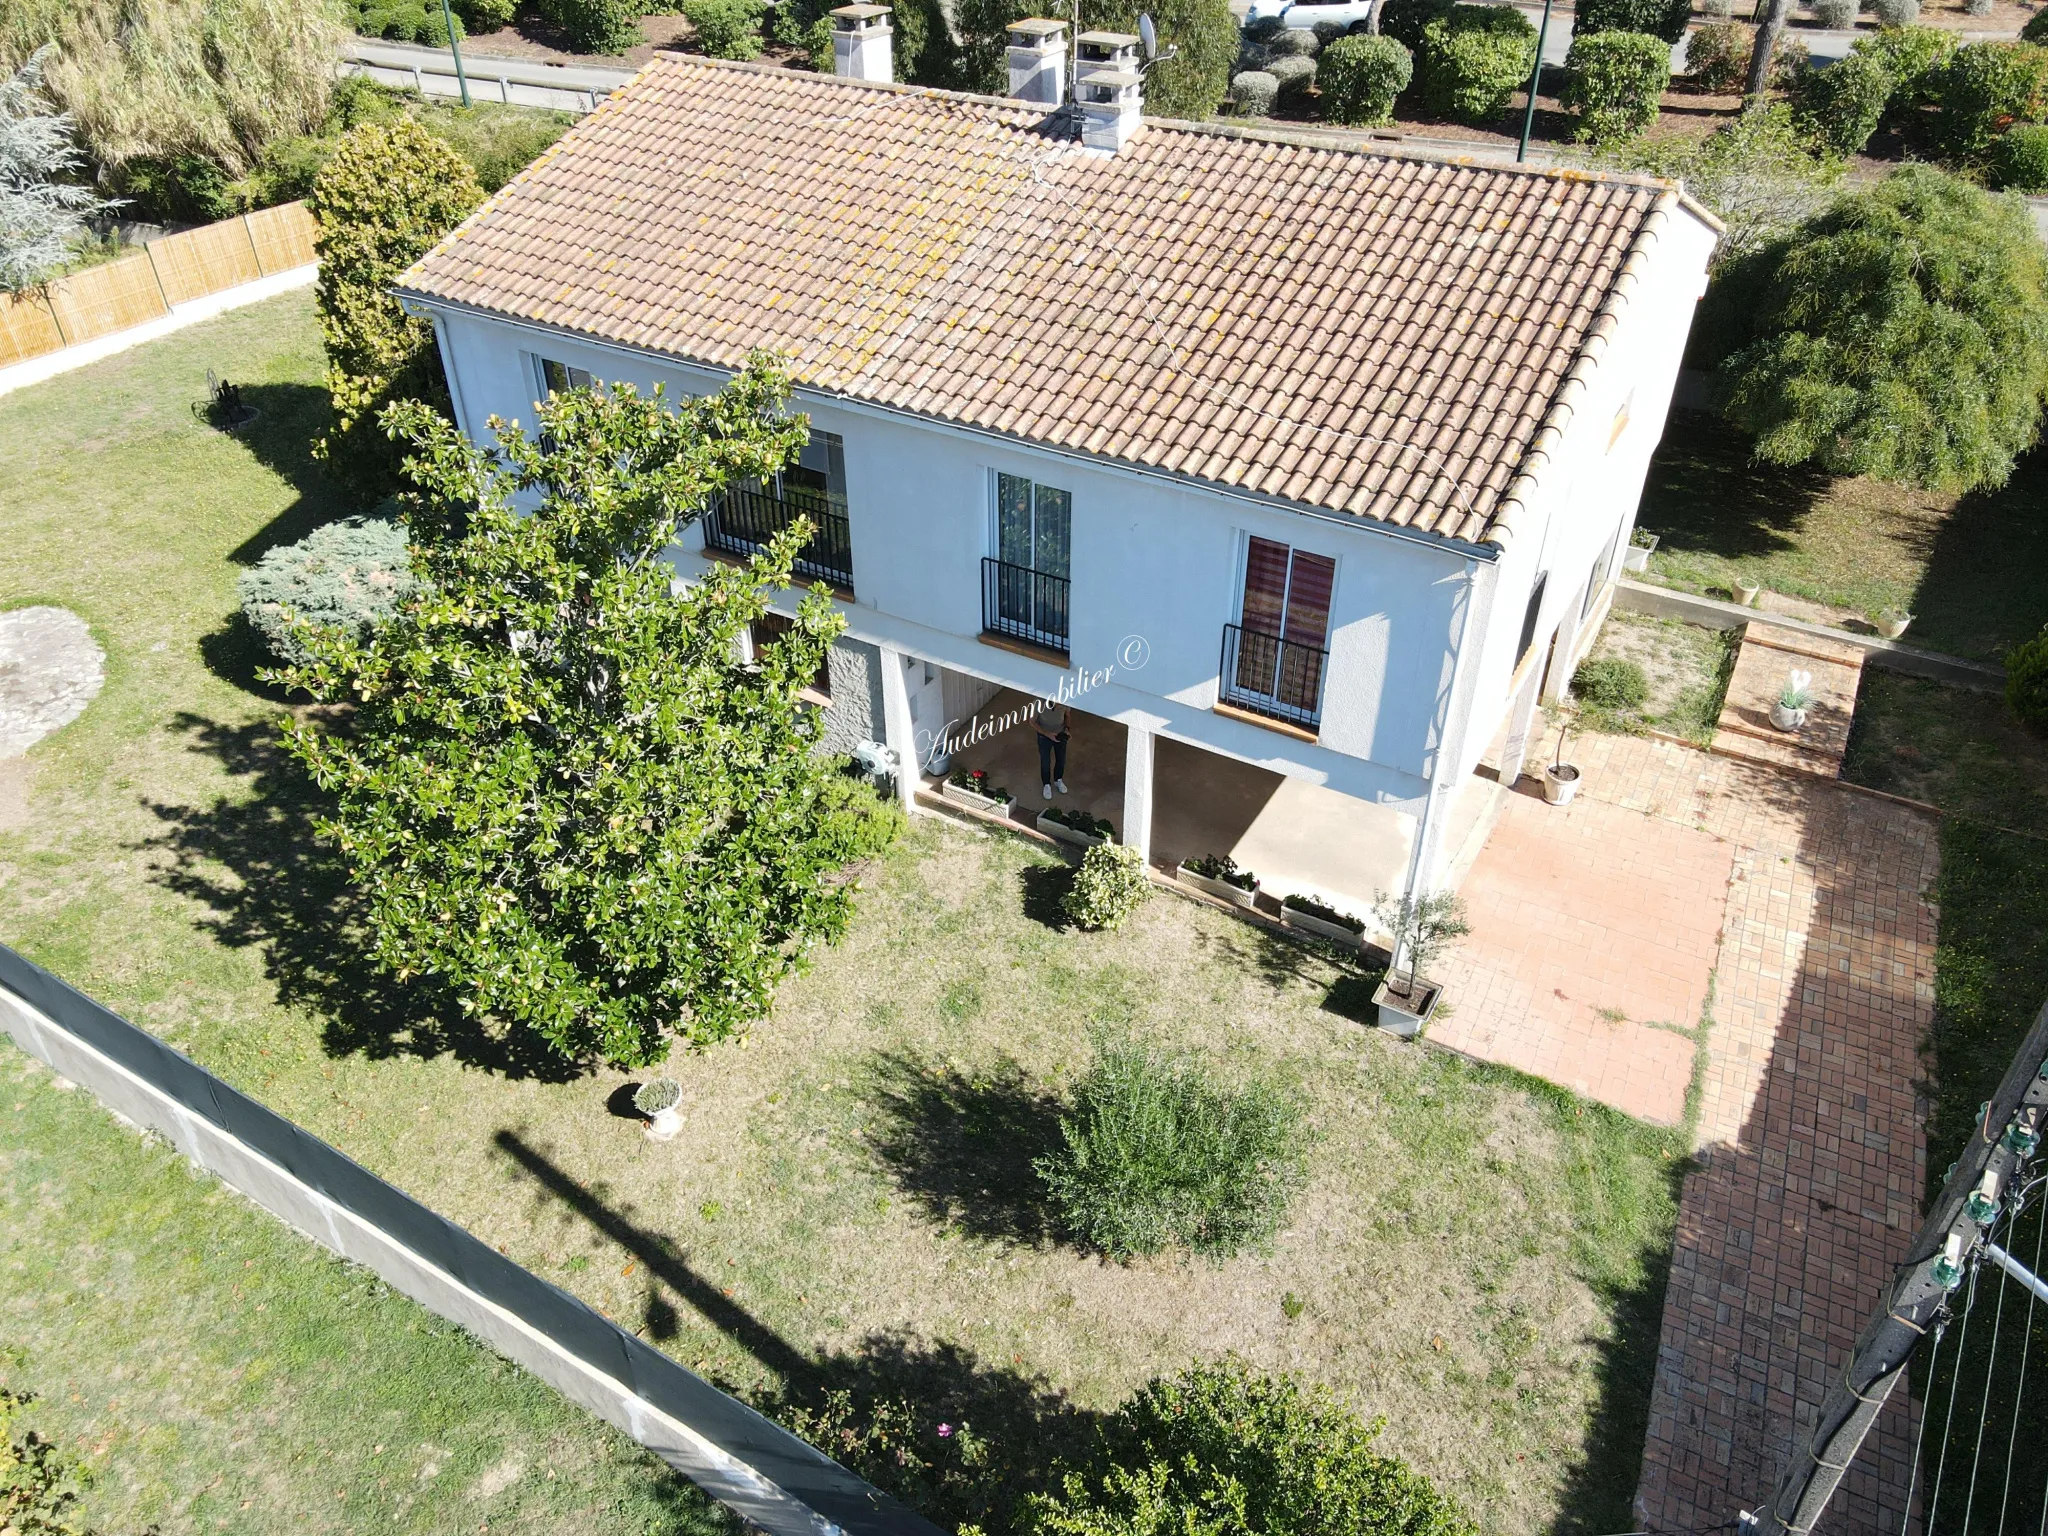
308;115;482;495
953;0;1234;117
276;358;899;1067
1721;165;2048;492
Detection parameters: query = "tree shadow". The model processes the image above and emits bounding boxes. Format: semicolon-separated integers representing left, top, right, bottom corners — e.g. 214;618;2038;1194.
195;611;299;704
1905;446;2048;662
861;1049;1067;1246
1636;414;1831;562
141;713;586;1082
494;1129;1106;1534
1018;861;1072;930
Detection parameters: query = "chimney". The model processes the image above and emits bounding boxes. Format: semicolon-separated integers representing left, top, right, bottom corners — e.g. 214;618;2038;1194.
830;4;893;83
1074;30;1142;150
1005;17;1068;105
1075;29;1140;74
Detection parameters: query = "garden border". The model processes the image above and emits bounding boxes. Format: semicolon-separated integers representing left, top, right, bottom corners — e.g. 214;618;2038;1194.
0;939;943;1536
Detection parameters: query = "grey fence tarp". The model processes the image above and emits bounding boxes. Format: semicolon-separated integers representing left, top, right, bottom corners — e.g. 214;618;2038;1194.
0;939;947;1536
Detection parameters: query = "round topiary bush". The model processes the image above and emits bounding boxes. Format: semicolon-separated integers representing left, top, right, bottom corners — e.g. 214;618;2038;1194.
1812;0;1857;28
1990;120;2048;187
1230;67;1281;113
1794;45;1896;153
454;0;516;27
1317;32;1414;124
1418;3;1538;122
1265;51;1318;96
1378;0;1452;51
1562;29;1671;143
2008;625;2048;728
238;515;420;669
681;0;766;59
1873;0;1918;24
1241;11;1286;40
1573;655;1650;711
1267;25;1320;55
1576;0;1692;43
1062;843;1152;932
1310;17;1348;43
1935;41;2048;155
1034;1040;1307;1260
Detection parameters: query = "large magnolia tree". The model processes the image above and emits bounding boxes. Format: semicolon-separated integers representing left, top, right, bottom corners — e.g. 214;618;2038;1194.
276;356;898;1067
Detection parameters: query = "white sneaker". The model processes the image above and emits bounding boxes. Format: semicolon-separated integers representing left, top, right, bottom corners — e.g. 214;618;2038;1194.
1042;783;1053;800
1055;778;1068;795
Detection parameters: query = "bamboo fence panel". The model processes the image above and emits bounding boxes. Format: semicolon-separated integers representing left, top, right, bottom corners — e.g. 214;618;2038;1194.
0;290;66;368
147;218;263;306
244;202;320;275
47;254;170;347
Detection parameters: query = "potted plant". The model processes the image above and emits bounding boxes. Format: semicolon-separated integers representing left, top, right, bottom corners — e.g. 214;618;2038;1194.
1878;608;1912;640
1621;528;1658;573
1279;892;1365;948
1367;888;1470;1039
1541;717;1580;806
635;1077;685;1141
942;766;1012;813
1176;852;1260;907
1734;578;1762;608
1038;805;1114;848
1770;668;1813;732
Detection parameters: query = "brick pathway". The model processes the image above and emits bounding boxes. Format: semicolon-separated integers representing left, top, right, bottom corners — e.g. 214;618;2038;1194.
1713;621;1866;782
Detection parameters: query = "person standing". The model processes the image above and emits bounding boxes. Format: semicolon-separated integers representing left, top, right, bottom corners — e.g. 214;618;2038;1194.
1034;699;1071;799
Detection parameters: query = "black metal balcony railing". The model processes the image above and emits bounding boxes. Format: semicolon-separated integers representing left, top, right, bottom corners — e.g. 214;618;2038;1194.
982;557;1070;654
1219;622;1327;731
703;483;854;592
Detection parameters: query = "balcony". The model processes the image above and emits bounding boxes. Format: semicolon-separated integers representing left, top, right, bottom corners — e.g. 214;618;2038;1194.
1219;622;1326;732
703;483;854;592
981;557;1070;656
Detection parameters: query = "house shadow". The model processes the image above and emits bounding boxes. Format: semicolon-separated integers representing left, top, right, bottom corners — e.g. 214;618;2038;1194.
1904;447;2048;664
141;713;585;1082
208;381;362;565
494;1130;1106;1532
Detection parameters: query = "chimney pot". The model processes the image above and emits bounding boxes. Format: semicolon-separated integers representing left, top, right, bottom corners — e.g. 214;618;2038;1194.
1075;30;1141;71
1005;17;1068;105
1077;65;1143;152
830;4;893;83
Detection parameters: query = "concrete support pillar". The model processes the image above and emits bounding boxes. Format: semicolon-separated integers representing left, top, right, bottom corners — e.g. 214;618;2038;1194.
878;646;918;815
1122;723;1155;865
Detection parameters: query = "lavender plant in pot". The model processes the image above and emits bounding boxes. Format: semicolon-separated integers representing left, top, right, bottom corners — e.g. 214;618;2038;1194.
1770;668;1813;732
1368;888;1470;1039
635;1077;685;1141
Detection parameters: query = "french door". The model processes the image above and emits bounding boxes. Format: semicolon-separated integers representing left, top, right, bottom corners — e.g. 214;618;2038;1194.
1230;537;1334;724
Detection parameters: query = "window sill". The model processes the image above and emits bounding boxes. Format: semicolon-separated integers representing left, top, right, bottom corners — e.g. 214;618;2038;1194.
1212;700;1319;745
799;687;832;708
697;545;855;604
977;631;1071;668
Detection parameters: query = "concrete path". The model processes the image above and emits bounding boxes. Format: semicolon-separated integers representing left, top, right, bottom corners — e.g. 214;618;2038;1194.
0;608;103;759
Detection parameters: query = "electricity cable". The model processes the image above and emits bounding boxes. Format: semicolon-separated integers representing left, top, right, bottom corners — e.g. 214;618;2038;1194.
1995;1177;2044;1535
1963;1201;2017;1536
1926;1252;1982;1536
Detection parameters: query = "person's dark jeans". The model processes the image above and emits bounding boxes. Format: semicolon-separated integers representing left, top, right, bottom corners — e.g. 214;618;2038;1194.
1037;731;1067;787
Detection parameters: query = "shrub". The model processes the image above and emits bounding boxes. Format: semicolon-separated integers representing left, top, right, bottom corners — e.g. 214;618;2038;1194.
239;514;419;667
309;116;483;494
2008;625;2048;728
1934;41;2048;156
1686;20;1751;91
1812;0;1856;28
681;0;765;58
454;0;516;26
1266;51;1318;96
1035;1041;1307;1260
1062;843;1151;932
1990;120;2048;187
1624;102;1841;271
1794;45;1895;153
1722;165;2048;492
1378;0;1452;52
1318;33;1413;125
1573;655;1650;711
1856;23;1957;108
1576;0;1692;42
1025;1358;1478;1536
1562;29;1670;143
1872;0;1917;24
1267;25;1319;55
2028;6;2048;41
1417;4;1538;124
533;0;643;52
1;49;118;292
1231;67;1280;113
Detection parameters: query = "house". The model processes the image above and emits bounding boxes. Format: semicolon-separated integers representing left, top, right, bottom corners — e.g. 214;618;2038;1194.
394;13;1720;916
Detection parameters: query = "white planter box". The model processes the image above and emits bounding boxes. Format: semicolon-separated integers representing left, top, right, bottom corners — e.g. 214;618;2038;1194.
1177;864;1259;908
1372;977;1442;1039
1621;533;1657;572
1037;811;1109;848
1280;902;1365;949
942;781;1010;815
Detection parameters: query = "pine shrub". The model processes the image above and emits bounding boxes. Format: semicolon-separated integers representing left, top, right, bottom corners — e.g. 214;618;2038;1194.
681;0;765;58
1686;20;1751;91
533;0;643;52
1417;3;1538;123
1035;1041;1307;1261
1267;25;1320;55
1318;33;1413;125
1266;51;1318;97
1576;0;1692;43
1990;120;2048;188
238;515;419;668
1794;46;1896;153
1562;29;1671;143
1061;843;1151;932
2008;625;2048;728
1934;41;2048;156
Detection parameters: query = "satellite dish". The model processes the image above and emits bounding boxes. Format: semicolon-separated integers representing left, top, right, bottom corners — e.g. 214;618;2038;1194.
1139;12;1158;56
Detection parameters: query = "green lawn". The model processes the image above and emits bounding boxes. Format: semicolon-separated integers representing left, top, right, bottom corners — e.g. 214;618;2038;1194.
1;1040;731;1535
1635;414;2048;662
0;291;1688;1535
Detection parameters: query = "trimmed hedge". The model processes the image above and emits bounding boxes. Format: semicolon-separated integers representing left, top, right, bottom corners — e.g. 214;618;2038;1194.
1873;0;1918;24
1231;68;1281;113
1417;3;1538;123
1575;0;1692;43
1318;33;1413;124
1562;29;1671;144
1266;52;1319;96
681;0;765;58
532;0;643;52
1990;120;2048;188
1812;0;1856;29
1933;41;2048;156
1379;0;1453;52
1794;46;1896;154
353;0;466;44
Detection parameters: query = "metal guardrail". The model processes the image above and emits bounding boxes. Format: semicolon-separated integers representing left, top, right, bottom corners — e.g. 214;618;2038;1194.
704;484;855;591
1219;622;1326;730
981;557;1070;654
340;38;628;113
0;939;942;1536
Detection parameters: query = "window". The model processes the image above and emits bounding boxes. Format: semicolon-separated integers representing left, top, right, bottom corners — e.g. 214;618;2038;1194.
704;430;854;591
750;612;831;701
982;472;1072;650
1221;536;1334;728
1582;528;1620;620
534;356;594;397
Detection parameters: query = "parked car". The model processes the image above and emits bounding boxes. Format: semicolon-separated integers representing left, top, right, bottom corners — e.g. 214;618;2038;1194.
1241;0;1379;33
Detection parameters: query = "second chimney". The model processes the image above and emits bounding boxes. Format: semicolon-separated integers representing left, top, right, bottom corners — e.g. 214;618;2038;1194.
1006;18;1068;106
830;4;893;83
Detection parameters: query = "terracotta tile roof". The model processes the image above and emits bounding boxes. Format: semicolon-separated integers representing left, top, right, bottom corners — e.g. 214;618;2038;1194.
399;53;1689;547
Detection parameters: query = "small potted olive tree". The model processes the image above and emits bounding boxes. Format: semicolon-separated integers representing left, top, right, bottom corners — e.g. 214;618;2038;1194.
635;1077;685;1142
1542;717;1581;806
1770;668;1813;732
1368;888;1470;1039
